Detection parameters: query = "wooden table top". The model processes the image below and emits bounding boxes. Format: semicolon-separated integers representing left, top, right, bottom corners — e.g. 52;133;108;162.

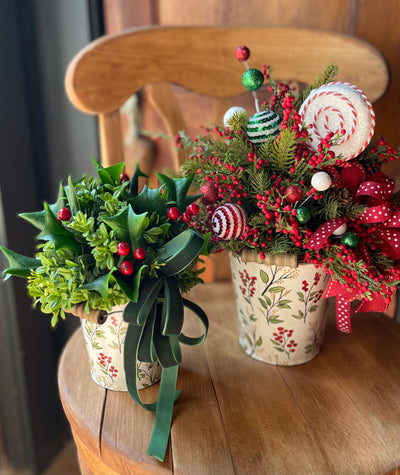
58;282;400;475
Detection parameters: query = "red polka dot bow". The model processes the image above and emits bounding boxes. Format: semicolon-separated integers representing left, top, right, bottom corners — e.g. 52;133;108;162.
308;164;399;332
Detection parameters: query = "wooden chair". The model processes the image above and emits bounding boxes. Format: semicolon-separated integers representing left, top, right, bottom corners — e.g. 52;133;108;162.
66;26;388;172
60;27;400;475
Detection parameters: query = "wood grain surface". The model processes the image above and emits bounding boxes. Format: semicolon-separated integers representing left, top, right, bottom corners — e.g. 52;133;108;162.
65;26;388;115
58;282;400;475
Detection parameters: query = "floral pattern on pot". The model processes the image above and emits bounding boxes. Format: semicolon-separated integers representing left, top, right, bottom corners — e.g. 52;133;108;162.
230;254;329;365
81;304;161;391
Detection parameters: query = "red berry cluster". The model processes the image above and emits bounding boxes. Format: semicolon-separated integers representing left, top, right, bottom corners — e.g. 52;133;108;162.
273;327;297;354
117;241;146;276
239;269;256;297
167;203;200;223
98;353;118;379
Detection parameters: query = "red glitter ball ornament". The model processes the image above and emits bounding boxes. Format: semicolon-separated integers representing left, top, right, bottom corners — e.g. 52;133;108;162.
235;46;250;62
285;185;303;203
200;182;218;205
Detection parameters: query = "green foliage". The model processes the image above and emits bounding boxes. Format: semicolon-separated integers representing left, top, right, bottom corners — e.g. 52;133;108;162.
299;64;339;105
1;162;205;325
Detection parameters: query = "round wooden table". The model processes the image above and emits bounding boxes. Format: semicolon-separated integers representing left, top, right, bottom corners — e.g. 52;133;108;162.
58;282;400;475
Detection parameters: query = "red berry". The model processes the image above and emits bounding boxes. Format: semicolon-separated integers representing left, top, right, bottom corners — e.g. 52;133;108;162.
187;203;200;216
181;211;192;223
120;261;134;275
117;242;131;256
58;208;71;221
235;46;250;62
167;207;180;220
134;247;146;260
120;172;129;183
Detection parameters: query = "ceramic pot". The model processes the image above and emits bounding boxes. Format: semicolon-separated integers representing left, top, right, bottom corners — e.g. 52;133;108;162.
230;253;329;366
80;304;161;391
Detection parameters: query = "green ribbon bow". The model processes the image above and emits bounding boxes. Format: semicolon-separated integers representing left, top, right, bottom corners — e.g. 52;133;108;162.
123;229;208;461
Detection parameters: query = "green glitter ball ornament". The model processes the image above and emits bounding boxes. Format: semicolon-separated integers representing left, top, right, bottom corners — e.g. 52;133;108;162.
247;110;282;144
341;232;359;248
296;207;312;224
242;68;264;91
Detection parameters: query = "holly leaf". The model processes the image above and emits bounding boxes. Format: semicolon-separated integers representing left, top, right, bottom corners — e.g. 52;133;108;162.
37;202;81;253
77;269;116;299
0;247;41;279
114;264;147;303
65;176;80;215
174;174;201;211
19;183;65;231
156;173;177;203
128;163;148;196
101;206;149;249
94;161;125;186
129;185;167;215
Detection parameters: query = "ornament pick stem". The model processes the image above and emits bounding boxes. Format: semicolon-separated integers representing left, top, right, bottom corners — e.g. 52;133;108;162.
236;46;262;114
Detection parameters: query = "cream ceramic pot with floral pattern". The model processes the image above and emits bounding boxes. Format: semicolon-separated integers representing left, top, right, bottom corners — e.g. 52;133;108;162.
81;304;161;391
230;254;329;366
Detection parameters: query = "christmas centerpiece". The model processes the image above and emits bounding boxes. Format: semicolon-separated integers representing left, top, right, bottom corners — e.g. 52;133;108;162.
1;161;209;461
178;45;400;364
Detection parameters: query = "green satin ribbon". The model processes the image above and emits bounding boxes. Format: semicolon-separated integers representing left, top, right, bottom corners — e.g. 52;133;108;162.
123;229;208;461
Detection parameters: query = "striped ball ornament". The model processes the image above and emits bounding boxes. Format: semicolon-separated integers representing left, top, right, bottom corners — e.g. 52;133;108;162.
211;203;248;240
247;110;282;144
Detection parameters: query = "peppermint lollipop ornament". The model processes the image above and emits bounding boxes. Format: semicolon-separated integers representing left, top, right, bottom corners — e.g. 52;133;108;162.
299;82;375;160
211;203;248;240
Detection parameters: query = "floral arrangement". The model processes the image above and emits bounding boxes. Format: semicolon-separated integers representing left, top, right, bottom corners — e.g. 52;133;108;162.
1;161;209;461
179;45;400;330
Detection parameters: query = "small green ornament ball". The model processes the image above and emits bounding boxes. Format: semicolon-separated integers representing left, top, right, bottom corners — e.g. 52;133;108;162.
296;207;311;224
341;232;359;248
242;68;264;91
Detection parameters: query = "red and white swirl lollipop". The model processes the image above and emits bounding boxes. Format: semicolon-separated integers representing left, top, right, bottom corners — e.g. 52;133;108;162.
299;82;375;160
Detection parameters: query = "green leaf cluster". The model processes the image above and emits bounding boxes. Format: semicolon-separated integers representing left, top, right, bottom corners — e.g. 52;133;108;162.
1;162;205;325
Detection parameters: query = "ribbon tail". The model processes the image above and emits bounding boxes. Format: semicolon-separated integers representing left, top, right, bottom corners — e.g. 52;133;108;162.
124;322;158;412
335;295;352;333
179;298;209;346
146;365;179;461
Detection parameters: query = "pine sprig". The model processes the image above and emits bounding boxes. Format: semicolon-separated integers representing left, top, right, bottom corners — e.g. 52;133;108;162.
268;129;297;174
300;64;338;105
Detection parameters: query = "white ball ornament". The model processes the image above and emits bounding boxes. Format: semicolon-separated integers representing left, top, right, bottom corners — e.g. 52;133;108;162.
332;223;347;236
223;106;248;128
211;203;248;240
311;171;332;191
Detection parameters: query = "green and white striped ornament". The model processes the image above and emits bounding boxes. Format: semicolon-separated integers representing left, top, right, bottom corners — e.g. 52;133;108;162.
247;110;282;144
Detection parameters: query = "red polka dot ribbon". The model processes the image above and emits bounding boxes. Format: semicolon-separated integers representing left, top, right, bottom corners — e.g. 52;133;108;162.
312;167;398;332
306;218;348;252
323;279;360;332
355;172;400;260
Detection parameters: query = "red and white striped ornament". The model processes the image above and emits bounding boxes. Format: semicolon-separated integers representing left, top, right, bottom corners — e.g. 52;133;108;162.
299;82;375;160
211;203;248;240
